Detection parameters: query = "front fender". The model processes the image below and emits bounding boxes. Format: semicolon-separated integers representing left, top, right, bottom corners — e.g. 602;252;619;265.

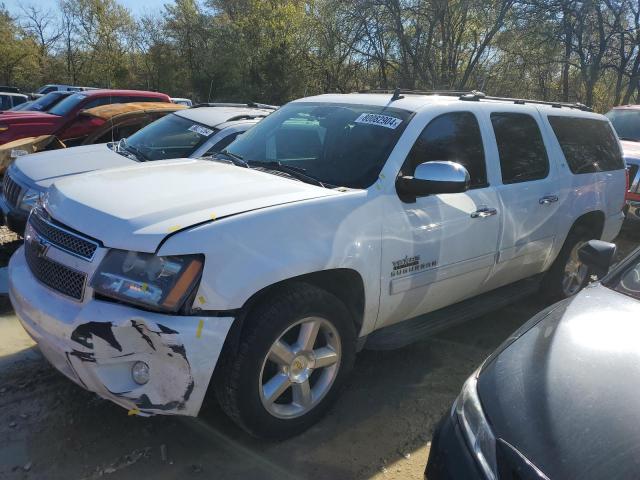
158;191;383;336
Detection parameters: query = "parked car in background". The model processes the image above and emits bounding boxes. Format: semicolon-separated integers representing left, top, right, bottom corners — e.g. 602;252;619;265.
0;89;170;146
0;92;28;111
171;97;193;107
606;105;640;222
8;91;625;439
31;84;94;98
425;239;640;480
6;91;73;114
0;101;185;173
0;103;274;232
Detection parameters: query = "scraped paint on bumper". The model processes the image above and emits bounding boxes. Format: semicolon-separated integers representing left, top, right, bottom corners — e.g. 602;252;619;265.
9;246;233;416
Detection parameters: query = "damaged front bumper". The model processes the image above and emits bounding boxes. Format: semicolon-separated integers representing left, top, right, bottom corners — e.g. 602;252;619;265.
9;246;234;417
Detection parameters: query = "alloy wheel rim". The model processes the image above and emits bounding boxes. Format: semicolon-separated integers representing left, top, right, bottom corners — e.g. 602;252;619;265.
259;316;341;419
562;242;589;296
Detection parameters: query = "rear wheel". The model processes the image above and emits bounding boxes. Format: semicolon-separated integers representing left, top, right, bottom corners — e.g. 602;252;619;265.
543;231;591;301
215;283;356;439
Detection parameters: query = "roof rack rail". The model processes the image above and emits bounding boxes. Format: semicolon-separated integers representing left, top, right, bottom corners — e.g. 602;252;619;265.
191;102;278;110
357;88;593;111
226;113;270;122
459;91;592;111
358;89;474;97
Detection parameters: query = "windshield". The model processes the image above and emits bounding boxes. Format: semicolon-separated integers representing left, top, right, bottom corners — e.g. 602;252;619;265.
48;92;87;116
36;85;56;94
605;109;640;142
25;92;68;112
224;102;412;188
122;113;217;161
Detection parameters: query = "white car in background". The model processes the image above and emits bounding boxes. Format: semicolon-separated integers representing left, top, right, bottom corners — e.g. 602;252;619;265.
170;97;193;107
0;92;29;111
0;103;276;232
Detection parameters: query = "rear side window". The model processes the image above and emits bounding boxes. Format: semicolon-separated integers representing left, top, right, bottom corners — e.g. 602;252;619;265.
83;97;112;109
491;112;549;184
548;116;624;174
405;112;487;188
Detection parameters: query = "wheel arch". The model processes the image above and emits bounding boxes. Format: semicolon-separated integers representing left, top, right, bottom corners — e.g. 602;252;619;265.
569;210;605;239
214;268;366;370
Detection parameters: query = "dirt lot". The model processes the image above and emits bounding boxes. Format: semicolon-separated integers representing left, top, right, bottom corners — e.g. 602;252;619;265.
1;225;638;480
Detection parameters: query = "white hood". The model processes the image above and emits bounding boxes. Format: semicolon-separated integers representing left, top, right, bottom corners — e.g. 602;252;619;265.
14;144;133;188
46;159;340;252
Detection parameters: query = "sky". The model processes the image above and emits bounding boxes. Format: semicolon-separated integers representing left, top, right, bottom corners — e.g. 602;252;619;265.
2;0;170;18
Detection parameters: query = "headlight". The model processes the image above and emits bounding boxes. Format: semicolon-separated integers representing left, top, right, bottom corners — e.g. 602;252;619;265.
0;124;8;132
456;370;497;480
19;188;43;212
91;250;204;312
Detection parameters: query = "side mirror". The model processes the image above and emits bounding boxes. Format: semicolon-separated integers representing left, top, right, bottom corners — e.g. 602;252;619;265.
578;240;617;278
396;161;470;201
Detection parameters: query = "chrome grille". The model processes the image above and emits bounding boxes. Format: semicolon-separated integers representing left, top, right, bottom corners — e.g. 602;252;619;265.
2;173;22;207
29;210;98;261
25;231;86;300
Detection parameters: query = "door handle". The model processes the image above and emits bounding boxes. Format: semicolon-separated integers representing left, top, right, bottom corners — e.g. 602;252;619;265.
539;195;559;205
471;207;498;218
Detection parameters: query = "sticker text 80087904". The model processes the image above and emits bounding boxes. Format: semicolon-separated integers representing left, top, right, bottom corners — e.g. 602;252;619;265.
354;113;403;130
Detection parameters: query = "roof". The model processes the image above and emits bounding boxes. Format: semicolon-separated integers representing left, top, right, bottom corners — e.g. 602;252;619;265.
75;89;169;98
81;102;186;120
0;92;28;98
175;106;274;127
294;91;597;115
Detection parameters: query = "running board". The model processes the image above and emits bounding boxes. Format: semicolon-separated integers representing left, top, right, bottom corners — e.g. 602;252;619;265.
365;275;543;350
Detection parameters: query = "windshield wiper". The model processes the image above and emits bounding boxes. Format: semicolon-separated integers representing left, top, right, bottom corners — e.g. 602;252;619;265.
112;138;146;161
212;150;249;168
619;137;640;142
123;140;148;161
247;160;327;188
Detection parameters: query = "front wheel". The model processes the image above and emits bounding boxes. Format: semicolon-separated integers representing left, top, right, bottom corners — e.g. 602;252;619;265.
215;283;356;439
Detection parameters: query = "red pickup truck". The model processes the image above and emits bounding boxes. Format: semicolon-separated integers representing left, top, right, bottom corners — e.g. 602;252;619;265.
606;105;640;221
0;89;170;145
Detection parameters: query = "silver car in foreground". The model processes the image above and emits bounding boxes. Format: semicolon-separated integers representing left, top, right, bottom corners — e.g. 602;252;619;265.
427;240;640;479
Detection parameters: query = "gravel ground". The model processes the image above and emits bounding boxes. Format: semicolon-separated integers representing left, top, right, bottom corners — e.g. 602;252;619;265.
0;224;637;480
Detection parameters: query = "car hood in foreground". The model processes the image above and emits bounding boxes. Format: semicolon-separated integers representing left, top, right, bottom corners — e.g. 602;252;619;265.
45;159;340;252
14;144;132;188
478;284;640;479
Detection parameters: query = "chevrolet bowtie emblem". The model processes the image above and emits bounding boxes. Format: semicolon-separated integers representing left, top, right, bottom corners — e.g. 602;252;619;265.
29;231;48;258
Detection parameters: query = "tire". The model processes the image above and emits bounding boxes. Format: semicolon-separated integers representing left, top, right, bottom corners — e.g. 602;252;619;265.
215;282;356;439
543;230;592;301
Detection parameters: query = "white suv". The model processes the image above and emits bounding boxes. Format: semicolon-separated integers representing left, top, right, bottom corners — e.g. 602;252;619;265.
9;91;626;438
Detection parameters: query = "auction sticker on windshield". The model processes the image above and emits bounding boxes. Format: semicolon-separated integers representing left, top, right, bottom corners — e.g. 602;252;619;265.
188;124;214;137
355;113;402;129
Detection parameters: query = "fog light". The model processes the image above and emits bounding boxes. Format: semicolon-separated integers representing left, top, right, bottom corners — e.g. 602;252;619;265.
131;361;150;385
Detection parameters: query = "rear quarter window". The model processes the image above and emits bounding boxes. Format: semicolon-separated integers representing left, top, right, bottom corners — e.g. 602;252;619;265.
548;116;624;174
